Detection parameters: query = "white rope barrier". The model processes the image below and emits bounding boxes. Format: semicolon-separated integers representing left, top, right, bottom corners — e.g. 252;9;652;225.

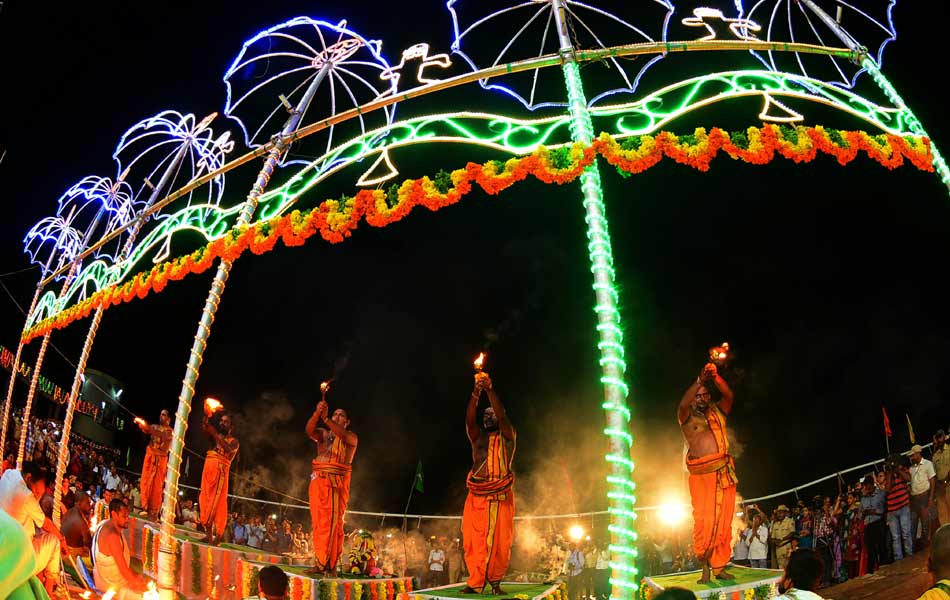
111;442;936;520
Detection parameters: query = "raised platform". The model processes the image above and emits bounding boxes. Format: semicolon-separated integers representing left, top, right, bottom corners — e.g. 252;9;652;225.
639;566;782;600
409;582;565;600
126;516;413;600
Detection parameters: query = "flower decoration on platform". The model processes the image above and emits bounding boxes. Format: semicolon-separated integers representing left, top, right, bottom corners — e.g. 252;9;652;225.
447;0;674;109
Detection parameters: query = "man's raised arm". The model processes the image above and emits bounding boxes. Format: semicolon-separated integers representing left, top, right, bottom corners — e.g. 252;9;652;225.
710;371;734;415
678;380;700;425
306;400;328;443
466;379;481;444
482;374;514;441
201;416;237;453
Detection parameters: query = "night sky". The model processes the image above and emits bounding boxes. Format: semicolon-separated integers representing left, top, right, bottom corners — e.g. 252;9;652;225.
1;0;950;530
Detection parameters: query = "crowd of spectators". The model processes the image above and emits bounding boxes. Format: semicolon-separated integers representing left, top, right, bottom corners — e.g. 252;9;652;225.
724;428;948;590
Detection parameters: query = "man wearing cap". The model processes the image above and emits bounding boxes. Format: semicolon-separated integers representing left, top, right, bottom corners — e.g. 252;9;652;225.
933;430;950;528
770;505;796;570
910;444;937;548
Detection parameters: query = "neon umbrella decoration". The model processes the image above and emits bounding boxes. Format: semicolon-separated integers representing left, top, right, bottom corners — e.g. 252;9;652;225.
114;110;234;220
112;110;235;264
0;214;82;453
54;174;139;269
156;19;396;591
224;17;398;168
738;0;897;89
8;173;137;467
447;0;674;109
47;111;235;528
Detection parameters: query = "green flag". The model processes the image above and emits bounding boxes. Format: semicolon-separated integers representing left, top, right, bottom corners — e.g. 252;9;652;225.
414;460;424;493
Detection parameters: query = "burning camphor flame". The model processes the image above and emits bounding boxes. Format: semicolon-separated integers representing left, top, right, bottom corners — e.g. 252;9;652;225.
320;380;331;394
89;512;99;533
134;417;147;428
709;342;730;365
474;352;485;371
143;581;160;600
102;589;117;600
204;397;223;415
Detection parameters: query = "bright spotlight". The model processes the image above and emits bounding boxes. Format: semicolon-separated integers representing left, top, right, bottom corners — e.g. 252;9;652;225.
568;525;585;541
658;502;687;526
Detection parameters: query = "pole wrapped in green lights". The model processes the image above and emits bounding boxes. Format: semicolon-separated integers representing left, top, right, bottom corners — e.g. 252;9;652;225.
551;2;637;598
796;0;950;193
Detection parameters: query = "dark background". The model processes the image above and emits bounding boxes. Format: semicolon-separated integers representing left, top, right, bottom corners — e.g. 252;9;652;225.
1;0;949;531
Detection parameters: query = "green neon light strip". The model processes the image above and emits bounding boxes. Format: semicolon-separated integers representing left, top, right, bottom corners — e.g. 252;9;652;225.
861;59;950;192
25;67;931;328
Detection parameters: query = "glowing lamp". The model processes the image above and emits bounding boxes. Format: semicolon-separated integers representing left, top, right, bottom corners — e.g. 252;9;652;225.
568;525;585;541
102;589;117;600
658;502;687;526
709;342;731;367
204;397;223;416
474;352;485;372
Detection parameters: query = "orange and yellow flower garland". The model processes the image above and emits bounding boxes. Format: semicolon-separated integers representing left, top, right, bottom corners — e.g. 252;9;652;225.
22;125;933;343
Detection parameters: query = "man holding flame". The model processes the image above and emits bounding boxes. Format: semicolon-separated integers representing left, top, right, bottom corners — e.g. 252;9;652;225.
678;343;737;584
198;398;239;544
461;356;516;595
306;381;358;575
134;409;172;520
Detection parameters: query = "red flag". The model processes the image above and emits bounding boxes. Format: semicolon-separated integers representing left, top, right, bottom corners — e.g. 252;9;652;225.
882;406;893;437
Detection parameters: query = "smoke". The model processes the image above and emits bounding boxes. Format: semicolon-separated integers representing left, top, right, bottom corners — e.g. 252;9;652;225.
230;392;312;515
332;342;353;380
483;309;522;350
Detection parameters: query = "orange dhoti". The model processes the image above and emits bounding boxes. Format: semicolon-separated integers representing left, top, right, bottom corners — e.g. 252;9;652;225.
309;461;351;571
199;450;232;538
462;472;515;590
687;452;737;572
140;446;167;515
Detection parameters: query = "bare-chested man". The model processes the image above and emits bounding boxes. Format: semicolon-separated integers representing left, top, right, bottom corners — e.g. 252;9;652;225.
461;372;516;595
136;409;172;520
306;391;357;575
93;499;150;600
62;490;93;556
678;361;737;584
198;411;239;544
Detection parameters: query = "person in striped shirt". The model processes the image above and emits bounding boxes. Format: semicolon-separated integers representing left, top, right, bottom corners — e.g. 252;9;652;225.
886;453;914;561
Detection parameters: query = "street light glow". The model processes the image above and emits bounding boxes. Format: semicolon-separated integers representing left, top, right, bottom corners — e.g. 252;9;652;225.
568;525;585;541
658;502;687;526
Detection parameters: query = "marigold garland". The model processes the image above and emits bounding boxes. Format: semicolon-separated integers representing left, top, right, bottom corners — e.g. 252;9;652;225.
353;581;364;600
22;125;933;343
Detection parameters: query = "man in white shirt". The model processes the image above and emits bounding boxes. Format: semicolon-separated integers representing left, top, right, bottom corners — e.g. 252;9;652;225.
732;519;750;566
910;445;937;547
428;540;446;587
0;462;66;596
748;513;770;568
565;544;584;600
104;464;121;492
